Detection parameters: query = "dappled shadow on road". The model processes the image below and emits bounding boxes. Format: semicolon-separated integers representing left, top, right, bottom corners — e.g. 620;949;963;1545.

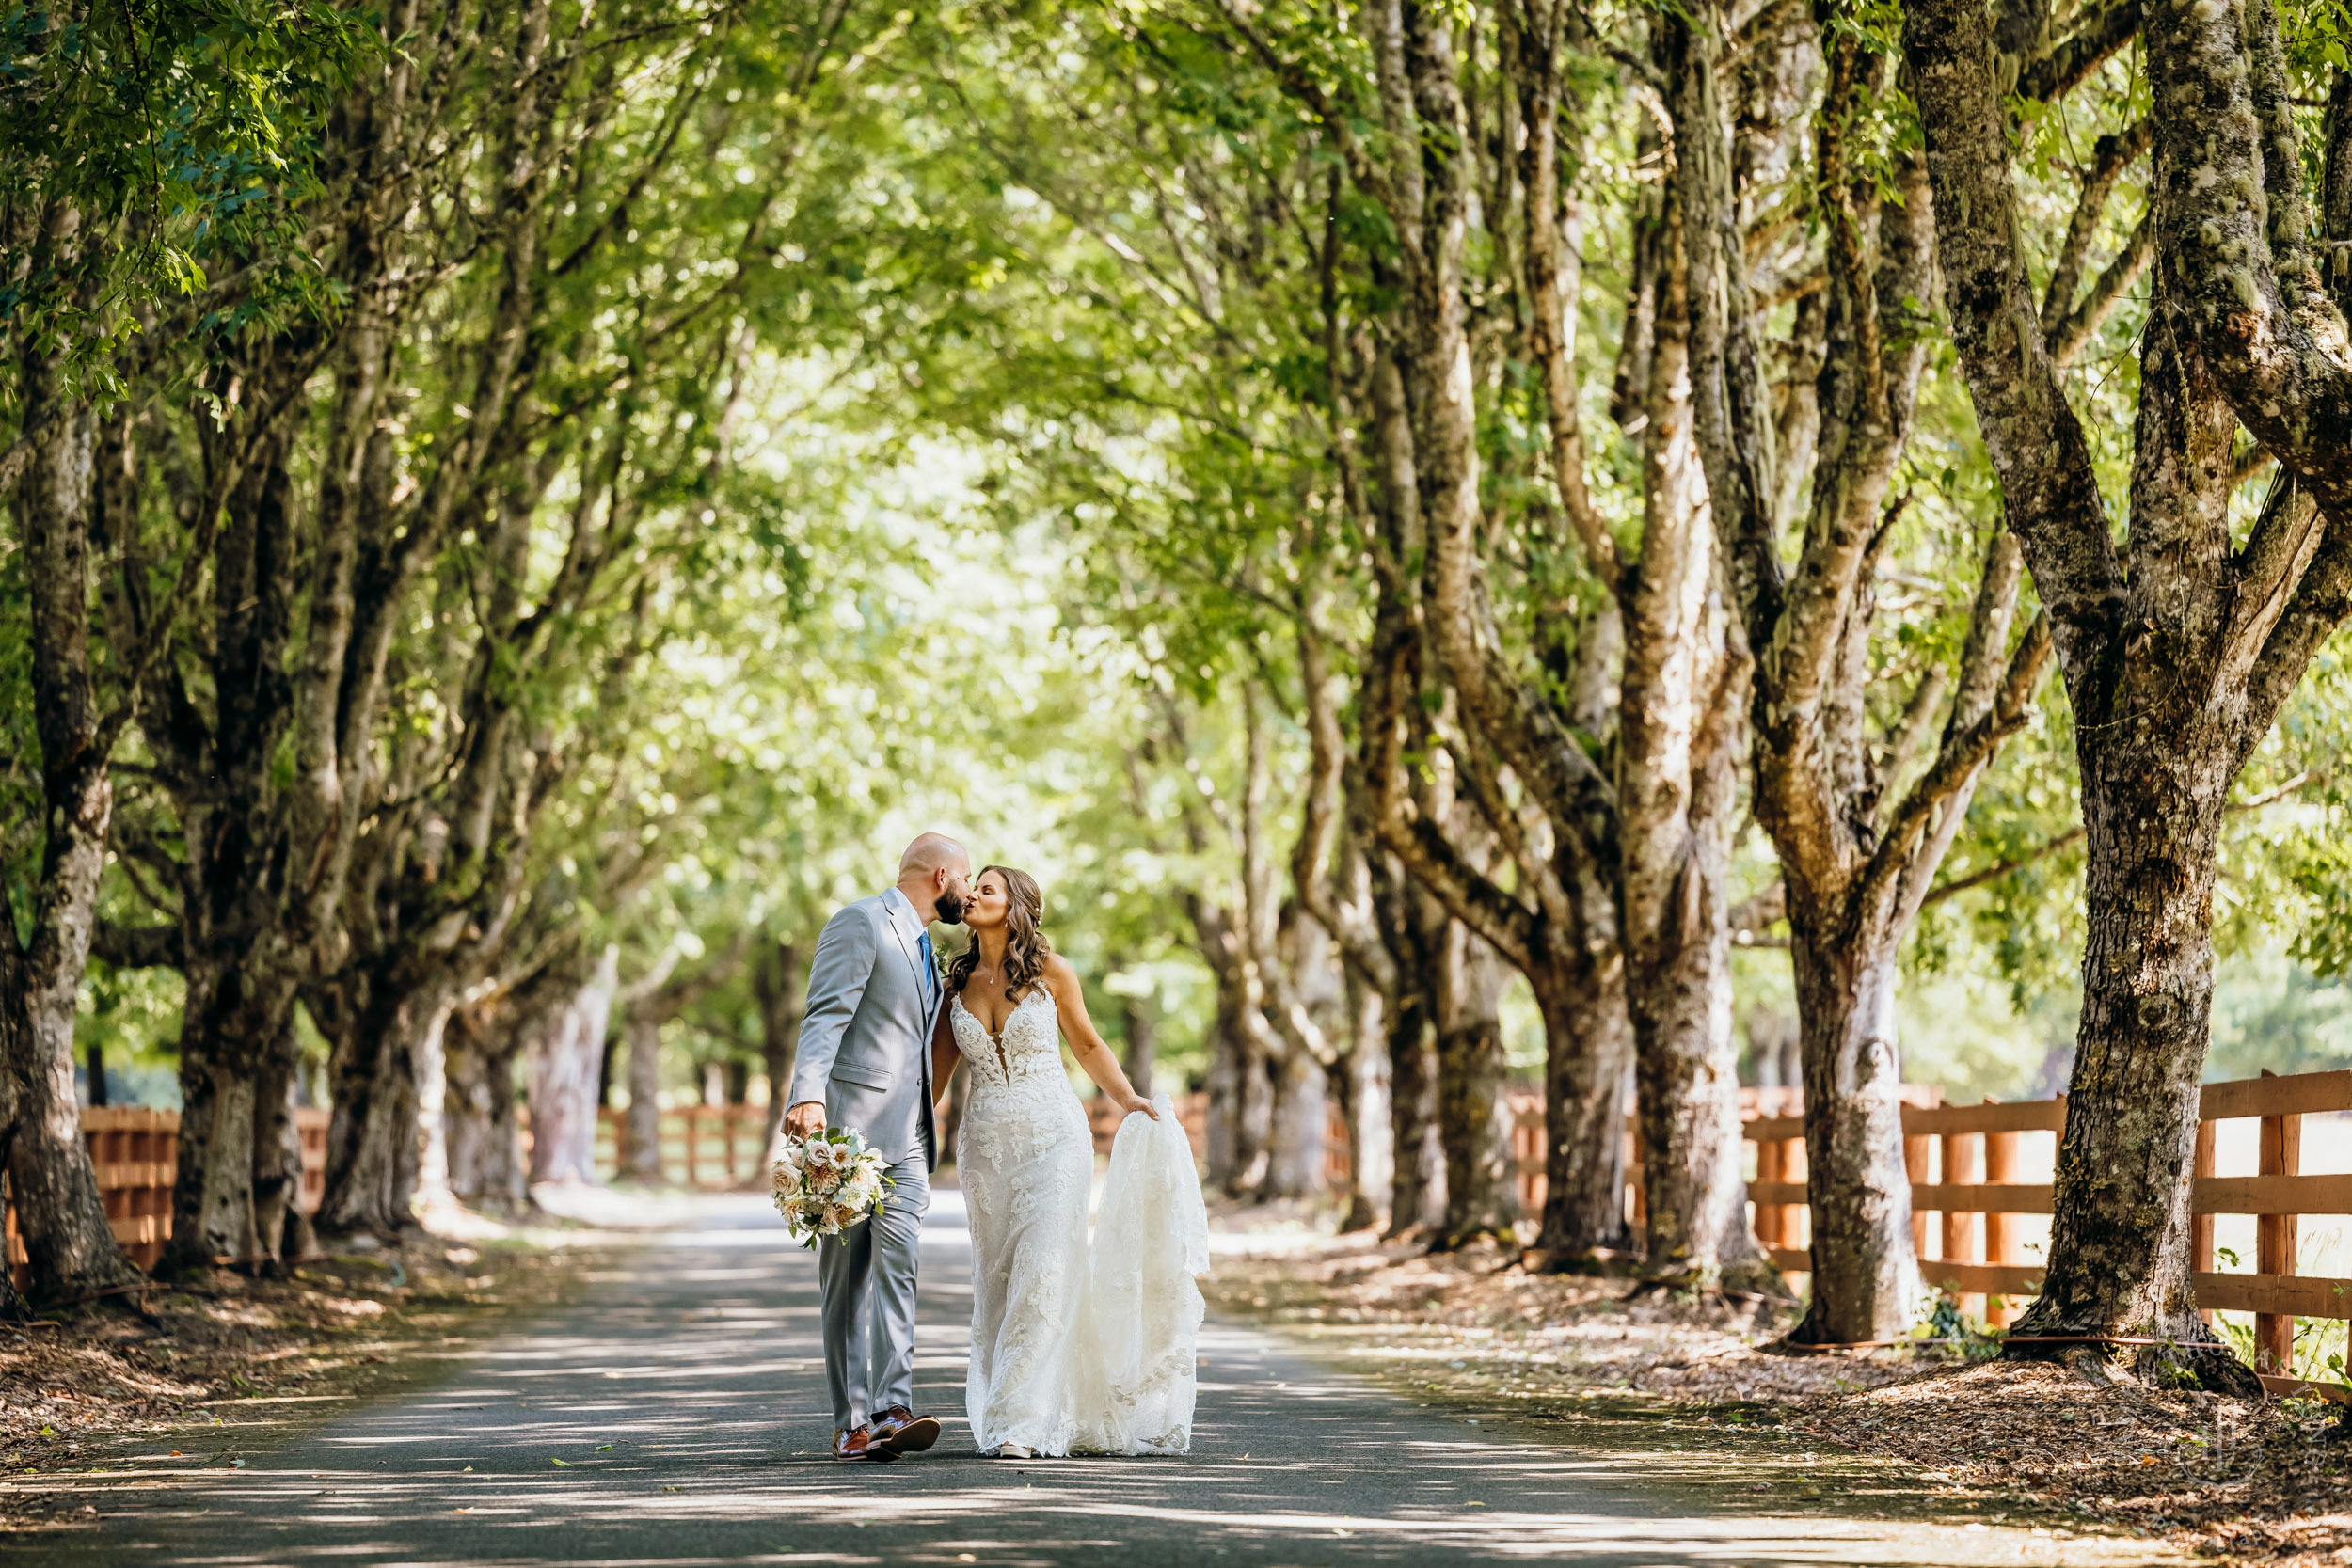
5;1195;2181;1567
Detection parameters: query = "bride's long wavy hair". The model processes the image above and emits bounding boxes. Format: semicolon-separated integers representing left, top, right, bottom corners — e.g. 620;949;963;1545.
947;865;1052;999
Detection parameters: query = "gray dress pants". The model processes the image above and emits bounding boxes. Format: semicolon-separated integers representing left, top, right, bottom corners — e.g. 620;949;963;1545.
817;1153;930;1430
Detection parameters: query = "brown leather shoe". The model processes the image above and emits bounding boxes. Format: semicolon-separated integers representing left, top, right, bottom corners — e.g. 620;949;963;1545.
871;1405;941;1454
834;1424;898;1462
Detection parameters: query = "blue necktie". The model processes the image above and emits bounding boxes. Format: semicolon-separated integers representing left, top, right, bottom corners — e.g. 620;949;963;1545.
917;928;937;1009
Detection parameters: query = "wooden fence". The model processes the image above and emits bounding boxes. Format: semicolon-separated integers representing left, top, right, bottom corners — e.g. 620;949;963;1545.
589;1105;775;1188
1742;1068;2352;1400
16;1069;2352;1400
4;1106;327;1278
1134;1071;2352;1399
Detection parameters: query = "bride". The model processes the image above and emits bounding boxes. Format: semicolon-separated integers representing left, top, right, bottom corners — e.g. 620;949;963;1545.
930;864;1207;1458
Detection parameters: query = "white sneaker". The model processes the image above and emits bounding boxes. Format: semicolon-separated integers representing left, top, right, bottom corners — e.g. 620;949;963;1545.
995;1442;1032;1459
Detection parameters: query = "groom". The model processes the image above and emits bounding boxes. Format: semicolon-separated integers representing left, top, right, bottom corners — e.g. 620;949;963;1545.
787;832;971;1462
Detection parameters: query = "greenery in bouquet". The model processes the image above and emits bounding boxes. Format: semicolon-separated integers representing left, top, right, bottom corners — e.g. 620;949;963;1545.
771;1128;895;1249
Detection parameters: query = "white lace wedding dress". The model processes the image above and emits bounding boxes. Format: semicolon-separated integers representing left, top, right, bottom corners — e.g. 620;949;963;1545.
953;988;1207;1456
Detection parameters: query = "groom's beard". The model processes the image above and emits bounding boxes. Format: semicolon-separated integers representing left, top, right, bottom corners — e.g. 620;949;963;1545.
934;887;967;925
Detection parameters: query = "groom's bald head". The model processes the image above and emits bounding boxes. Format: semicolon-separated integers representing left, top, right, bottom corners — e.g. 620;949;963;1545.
896;832;972;925
898;832;969;879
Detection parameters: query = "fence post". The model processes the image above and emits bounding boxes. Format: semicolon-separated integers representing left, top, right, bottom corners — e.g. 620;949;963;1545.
683;1108;699;1190
1626;1115;1645;1236
1754;1135;1783;1250
2194;1118;2217;1327
2256;1068;2301;1375
1904;1124;1931;1258
1781;1127;1809;1252
1942;1126;1984;1323
1984;1101;2023;1329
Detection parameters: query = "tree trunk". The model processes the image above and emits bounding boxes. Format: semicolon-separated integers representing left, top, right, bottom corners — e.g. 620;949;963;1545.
529;945;616;1184
1613;146;1772;1293
155;406;313;1274
413;1002;456;1213
1786;932;1924;1340
1201;945;1276;1202
1384;973;1445;1239
316;967;436;1237
1120;992;1156;1098
1747;1009;1799;1090
167;957;302;1270
1264;1046;1327;1200
250;1017;312;1270
1263;910;1345;1203
2007;745;2257;1391
615;939;755;1187
2;942;137;1299
1529;956;1634;1259
754;940;802;1165
1624;784;1770;1288
188;1070;261;1266
443;1003;492;1205
1203;1001;1244;1191
1433;921;1518;1248
4;385;140;1301
444;998;529;1213
1341;973;1391;1233
623;1011;663;1184
1233;1023;1273;1198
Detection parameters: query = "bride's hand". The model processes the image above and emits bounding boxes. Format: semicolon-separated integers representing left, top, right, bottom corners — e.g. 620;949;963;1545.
1120;1092;1161;1120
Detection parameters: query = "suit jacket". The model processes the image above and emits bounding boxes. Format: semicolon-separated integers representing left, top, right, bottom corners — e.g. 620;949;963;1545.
788;889;941;1170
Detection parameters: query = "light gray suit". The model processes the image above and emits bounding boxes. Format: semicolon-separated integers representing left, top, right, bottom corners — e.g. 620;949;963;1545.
789;888;941;1431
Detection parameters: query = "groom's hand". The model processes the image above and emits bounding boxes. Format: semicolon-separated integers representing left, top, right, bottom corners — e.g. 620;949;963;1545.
785;1101;827;1139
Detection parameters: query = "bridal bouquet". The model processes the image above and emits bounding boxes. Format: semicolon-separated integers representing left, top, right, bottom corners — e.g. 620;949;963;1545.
771;1127;894;1248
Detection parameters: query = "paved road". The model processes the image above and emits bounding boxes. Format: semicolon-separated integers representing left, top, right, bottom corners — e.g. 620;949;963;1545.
11;1193;2178;1567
